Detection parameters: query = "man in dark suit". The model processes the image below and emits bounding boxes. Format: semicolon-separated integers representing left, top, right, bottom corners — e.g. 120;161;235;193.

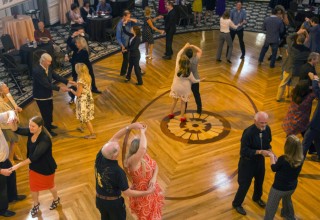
303;73;320;162
33;53;75;136
258;7;285;68
163;1;177;60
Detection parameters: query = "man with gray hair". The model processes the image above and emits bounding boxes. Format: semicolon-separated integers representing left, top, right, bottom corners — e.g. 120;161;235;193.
33;53;75;136
232;111;273;215
95;122;155;220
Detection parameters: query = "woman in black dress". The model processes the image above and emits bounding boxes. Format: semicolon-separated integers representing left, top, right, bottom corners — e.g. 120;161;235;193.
205;0;216;22
142;6;164;60
123;24;143;85
66;31;101;103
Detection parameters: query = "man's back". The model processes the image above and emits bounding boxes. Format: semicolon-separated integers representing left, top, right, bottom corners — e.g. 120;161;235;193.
264;16;284;43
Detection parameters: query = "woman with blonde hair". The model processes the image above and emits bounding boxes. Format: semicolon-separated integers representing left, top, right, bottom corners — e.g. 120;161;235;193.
10;116;59;218
66;32;101;103
264;135;304;220
70;63;95;139
168;43;201;122
124;124;164;220
0;82;23;163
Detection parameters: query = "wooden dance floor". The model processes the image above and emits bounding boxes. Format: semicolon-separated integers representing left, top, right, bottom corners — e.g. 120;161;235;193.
9;31;320;220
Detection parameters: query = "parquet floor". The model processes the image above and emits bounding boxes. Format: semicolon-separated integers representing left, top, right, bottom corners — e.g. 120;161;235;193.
6;31;320;220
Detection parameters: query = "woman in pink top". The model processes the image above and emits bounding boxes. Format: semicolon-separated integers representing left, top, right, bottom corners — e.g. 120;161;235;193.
216;10;241;63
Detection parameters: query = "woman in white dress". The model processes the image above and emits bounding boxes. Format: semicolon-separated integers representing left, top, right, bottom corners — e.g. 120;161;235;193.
168;43;201;122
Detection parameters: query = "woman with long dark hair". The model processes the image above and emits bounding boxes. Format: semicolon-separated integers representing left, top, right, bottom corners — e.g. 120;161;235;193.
264;135;304;219
122;24;143;85
9;116;59;218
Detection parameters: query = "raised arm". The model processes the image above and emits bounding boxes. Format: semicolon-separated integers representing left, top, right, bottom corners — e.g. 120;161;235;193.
175;43;190;72
122;25;133;37
126;127;147;169
109;122;144;142
190;45;202;58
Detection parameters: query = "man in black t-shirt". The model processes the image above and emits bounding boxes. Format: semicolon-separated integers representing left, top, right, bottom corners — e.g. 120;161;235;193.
95;122;154;220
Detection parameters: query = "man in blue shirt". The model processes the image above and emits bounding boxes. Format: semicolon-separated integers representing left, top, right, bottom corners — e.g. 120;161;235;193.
96;0;112;14
230;1;246;59
116;10;138;76
258;8;285;68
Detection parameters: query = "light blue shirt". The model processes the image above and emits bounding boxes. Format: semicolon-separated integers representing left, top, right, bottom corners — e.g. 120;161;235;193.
116;20;134;48
230;8;246;30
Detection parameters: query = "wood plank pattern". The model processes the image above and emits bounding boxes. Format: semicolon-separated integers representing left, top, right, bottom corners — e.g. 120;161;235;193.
7;31;320;220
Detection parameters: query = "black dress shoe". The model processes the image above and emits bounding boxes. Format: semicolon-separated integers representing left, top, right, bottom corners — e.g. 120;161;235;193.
253;199;266;208
15;195;27;201
233;206;246;215
216;59;222;62
311;155;320;162
124;78;130;83
162;55;172;60
92;89;102;94
0;210;16;217
50;125;58;129
141;72;146;76
136;83;143;86
49;131;58;137
240;55;245;59
227;60;232;63
120;73;126;76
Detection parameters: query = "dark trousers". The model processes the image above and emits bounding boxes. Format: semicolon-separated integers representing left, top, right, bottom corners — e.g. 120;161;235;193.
120;51;129;75
258;42;279;68
301;130;316;153
191;83;202;113
230;29;245;57
36;99;53;132
126;55;143;84
96;197;126;220
0;159;17;213
232;156;265;207
302;127;320;158
165;32;175;57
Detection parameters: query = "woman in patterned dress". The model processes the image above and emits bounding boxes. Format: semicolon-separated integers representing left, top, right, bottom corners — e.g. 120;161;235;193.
124;124;164;220
192;0;203;26
142;6;164;60
70;63;95;139
168;43;201;122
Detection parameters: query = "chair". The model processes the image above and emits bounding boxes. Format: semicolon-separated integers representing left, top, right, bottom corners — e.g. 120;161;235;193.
1;53;29;94
105;17;121;43
0;34;21;63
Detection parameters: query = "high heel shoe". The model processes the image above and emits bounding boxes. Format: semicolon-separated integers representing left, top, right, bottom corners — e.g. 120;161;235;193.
180;117;187;122
49;197;60;210
31;203;40;218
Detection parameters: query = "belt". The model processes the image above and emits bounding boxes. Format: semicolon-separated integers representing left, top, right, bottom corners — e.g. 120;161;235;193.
220;32;229;34
96;193;121;201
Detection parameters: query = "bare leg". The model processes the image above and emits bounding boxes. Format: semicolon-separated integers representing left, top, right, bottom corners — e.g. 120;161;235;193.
198;13;201;25
170;98;179;114
31;191;40;206
86;121;95;135
145;42;149;56
180;100;186;117
49;186;59;201
149;44;154;58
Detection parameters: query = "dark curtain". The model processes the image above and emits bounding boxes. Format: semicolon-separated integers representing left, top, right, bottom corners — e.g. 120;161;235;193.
37;0;50;26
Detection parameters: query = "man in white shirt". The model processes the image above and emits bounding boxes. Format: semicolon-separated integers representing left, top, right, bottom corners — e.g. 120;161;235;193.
0;110;26;217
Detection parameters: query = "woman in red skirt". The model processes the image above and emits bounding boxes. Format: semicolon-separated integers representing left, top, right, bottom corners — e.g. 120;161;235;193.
10;116;59;218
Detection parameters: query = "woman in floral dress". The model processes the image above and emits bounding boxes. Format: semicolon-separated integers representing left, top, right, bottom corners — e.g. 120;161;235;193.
124;125;164;220
70;63;95;139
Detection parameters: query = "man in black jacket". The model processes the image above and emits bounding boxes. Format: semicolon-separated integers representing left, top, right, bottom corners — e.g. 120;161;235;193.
163;1;177;60
33;53;75;136
232;112;273;216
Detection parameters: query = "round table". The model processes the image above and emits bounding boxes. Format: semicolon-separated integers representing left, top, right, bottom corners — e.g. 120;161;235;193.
2;15;35;49
87;15;112;42
19;42;55;73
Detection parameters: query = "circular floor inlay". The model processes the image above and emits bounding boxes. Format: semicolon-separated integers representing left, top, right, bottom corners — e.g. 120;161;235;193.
160;110;231;144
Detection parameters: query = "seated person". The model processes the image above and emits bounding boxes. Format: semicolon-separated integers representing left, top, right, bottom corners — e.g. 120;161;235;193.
80;0;94;22
70;3;85;26
96;0;112;14
34;21;52;42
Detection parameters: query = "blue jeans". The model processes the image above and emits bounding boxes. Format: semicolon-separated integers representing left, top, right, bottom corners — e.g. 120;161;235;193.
258;42;279;67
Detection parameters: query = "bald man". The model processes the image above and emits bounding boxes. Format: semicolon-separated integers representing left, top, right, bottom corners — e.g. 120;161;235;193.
95;122;155;220
232;112;273;216
34;21;52;42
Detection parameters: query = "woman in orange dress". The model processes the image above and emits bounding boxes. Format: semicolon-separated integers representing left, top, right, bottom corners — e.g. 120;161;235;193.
124;125;164;220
